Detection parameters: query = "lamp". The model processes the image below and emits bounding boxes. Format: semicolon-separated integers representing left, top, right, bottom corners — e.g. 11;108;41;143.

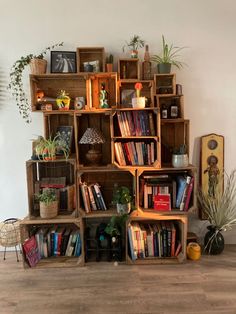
79;128;105;165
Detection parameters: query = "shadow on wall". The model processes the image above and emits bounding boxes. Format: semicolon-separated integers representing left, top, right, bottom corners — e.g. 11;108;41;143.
0;67;9;109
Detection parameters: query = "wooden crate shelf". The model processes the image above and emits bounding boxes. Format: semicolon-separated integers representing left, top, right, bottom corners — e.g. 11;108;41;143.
154;74;176;96
118;59;140;80
20;218;84;268
77;47;105;72
161;119;189;165
126;213;188;265
118;80;154;109
30;74;89;111
77;170;135;216
26;159;78;219
157;95;184;119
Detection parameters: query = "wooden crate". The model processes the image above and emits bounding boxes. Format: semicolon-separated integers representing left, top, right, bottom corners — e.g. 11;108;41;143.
20;217;84;268
89;73;117;109
77;47;105;72
154;74;176;96
136;167;197;213
77;169;135;217
118;80;154;108
157;95;184;119
118;59;140;80
75;112;112;166
43;112;76;156
30;74;89;111
26;159;77;219
161;119;189;165
126;212;188;264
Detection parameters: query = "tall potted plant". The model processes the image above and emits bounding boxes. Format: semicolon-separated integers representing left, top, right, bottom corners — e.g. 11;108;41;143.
198;170;236;254
151;35;186;73
123;35;145;58
8;42;63;123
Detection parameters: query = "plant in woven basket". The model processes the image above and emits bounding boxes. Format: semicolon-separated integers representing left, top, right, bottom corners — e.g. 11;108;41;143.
35;134;69;161
8;42;63;123
36;189;58;219
197;169;236;254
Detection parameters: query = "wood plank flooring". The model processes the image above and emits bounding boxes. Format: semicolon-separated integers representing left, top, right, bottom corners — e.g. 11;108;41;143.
0;245;235;314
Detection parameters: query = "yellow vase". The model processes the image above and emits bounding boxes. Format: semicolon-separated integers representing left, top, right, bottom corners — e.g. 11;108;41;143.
187;242;201;261
56;97;70;110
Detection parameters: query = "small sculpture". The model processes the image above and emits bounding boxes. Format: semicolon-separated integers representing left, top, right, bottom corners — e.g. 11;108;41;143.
100;83;109;108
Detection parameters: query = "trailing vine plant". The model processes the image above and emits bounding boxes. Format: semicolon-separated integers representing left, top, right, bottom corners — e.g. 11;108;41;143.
8;42;63;123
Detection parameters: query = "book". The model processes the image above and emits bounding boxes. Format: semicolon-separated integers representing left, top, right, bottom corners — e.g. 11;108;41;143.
175;241;182;257
146;224;154;257
74;233;81;257
154;194;171;211
128;224;137;261
67;184;75;212
148;112;156;136
40;177;66;188
184;176;194;211
60;228;71;256
22;236;41;267
80;183;91;213
176;176;187;208
170;222;176;257
88;185;97;211
179;176;192;211
94;183;107;210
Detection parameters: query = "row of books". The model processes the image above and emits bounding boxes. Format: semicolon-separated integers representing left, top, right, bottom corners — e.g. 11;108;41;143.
139;174;194;211
80;182;107;213
128;221;182;260
116;111;156;137
22;227;81;267
114;141;155;166
34;177;75;212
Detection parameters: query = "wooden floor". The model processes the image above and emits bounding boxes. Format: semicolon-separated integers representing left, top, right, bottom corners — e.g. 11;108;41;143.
0;246;235;314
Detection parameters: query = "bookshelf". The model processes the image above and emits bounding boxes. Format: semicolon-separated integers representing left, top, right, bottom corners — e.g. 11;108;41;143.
20;47;197;267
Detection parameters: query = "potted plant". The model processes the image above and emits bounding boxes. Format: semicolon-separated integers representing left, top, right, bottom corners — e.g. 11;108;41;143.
106;54;113;72
35;134;69;161
172;144;189;168
151;35;186;73
123;35;145;58
112;185;132;214
197;170;236;254
36;188;58;219
132;82;146;109
8;42;63;123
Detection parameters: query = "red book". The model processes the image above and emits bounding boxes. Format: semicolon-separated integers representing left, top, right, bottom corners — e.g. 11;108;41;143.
22;236;41;267
184;176;194;211
154;194;171;211
175;241;182;257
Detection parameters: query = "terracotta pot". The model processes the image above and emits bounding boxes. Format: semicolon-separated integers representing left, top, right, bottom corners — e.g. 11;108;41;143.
106;63;113;72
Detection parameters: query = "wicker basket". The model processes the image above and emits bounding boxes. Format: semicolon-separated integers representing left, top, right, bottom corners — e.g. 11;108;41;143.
40;201;58;219
30;58;47;75
0;218;21;247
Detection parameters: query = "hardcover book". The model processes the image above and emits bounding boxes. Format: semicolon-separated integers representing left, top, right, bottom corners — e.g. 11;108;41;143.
23;236;41;267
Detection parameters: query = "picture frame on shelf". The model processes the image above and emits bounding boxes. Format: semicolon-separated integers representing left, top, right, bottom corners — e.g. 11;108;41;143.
51;51;77;73
56;126;73;155
121;89;135;108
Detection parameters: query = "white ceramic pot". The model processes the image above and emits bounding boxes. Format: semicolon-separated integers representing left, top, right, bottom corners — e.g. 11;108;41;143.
172;154;189;168
132;97;146;109
116;203;131;214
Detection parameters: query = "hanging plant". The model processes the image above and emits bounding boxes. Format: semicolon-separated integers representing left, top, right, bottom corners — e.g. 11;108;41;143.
8;42;63;123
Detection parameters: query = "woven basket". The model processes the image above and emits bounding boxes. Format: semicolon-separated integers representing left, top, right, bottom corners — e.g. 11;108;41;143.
30;58;47;75
40;201;58;219
0;219;21;247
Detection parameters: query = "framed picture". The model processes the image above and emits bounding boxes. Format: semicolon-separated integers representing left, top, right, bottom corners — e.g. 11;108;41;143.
56;126;73;154
51;51;77;73
121;89;135;108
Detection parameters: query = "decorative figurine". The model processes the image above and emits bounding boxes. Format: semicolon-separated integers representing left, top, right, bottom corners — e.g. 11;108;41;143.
100;83;109;108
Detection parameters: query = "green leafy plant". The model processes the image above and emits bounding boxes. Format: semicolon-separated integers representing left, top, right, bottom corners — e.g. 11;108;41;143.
8;42;63;123
151;35;186;68
173;144;187;155
105;214;128;237
35;188;57;205
112;185;132;205
198;170;236;253
35;134;69;161
123;35;145;52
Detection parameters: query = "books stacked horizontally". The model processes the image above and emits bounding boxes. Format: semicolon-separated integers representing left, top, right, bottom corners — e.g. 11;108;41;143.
116;111;156;137
80;182;107;213
128;221;182;261
139;173;194;211
114;141;155;166
22;226;82;267
34;177;75;213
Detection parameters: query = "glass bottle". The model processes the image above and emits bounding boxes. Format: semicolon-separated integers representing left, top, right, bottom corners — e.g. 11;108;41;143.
142;45;152;80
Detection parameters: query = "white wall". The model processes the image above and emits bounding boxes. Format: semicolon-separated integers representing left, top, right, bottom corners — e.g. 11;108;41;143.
0;0;235;243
